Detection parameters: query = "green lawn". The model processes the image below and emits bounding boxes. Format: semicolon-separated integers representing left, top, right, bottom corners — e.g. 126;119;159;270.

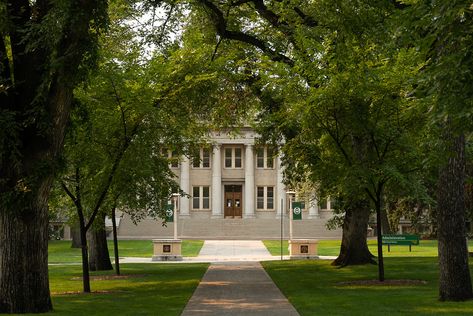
22;263;209;316
48;240;204;264
263;239;473;257
262;258;473;315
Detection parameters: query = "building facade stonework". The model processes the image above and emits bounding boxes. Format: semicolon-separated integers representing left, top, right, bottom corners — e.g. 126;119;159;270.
117;128;342;239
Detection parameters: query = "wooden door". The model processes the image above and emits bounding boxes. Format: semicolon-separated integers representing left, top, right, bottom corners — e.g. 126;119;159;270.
224;185;242;218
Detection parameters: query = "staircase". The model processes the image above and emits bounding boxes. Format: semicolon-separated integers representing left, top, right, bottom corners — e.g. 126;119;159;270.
118;216;342;240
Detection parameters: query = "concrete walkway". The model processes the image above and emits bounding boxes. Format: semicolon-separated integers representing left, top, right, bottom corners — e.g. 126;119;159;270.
181;240;300;315
181;261;300;316
195;240;274;261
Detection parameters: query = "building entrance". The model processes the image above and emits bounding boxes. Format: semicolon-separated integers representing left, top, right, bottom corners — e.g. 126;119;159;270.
224;185;242;218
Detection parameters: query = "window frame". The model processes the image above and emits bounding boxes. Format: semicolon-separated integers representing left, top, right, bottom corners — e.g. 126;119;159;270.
256;146;275;169
223;146;244;169
256;186;275;210
192;186;211;210
192;147;211;169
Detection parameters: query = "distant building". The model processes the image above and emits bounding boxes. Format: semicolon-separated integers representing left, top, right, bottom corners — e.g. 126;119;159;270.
117;128;341;239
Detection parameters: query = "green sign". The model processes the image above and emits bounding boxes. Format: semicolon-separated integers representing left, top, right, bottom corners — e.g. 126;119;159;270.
165;204;174;222
292;201;303;220
381;234;419;245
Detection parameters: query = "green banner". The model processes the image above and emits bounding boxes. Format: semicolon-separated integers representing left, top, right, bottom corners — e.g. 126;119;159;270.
165;204;174;222
292;201;303;220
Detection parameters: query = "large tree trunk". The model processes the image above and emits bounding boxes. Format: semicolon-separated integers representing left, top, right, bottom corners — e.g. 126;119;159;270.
0;1;105;312
88;214;113;271
380;208;392;234
332;199;375;266
0;179;53;313
112;206;121;275
71;225;82;248
437;132;473;301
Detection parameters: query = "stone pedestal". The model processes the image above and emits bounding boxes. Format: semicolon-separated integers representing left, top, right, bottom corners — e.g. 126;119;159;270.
289;239;318;259
152;239;183;261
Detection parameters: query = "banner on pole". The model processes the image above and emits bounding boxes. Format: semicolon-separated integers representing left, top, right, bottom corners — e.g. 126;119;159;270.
292;201;303;220
165;204;174;222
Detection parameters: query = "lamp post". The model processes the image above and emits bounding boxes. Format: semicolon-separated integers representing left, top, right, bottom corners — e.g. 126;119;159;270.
286;190;296;242
172;193;180;240
280;198;283;261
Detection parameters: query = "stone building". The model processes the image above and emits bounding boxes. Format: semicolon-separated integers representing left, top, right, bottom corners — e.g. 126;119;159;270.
117;128;341;239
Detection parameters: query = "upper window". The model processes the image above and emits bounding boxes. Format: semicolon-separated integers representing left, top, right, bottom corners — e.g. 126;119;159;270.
256;146;274;169
193;147;211;168
224;147;243;168
319;199;328;210
162;148;179;168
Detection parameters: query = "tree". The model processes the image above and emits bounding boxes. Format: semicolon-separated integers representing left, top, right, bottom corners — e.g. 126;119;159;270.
403;0;473;300
187;0;427;273
0;1;107;312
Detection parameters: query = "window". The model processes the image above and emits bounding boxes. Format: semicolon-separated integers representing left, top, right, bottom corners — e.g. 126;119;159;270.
267;187;274;209
170;151;179;168
203;148;210;168
235;148;242;168
256;146;274;169
225;148;232;168
256;186;274;210
203;187;210;209
319;199;328;210
193;147;211;168
266;148;274;168
162;148;179;168
192;187;200;209
192;186;210;210
257;187;265;209
256;148;264;168
224;147;243;168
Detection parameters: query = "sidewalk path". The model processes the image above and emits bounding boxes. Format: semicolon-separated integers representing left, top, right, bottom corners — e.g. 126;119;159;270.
195;240;274;261
181;261;300;316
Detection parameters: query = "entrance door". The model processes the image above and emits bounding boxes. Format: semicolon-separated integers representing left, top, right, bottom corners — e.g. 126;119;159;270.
224;185;243;218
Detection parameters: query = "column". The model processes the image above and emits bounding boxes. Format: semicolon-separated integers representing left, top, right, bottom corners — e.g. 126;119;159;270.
211;144;222;218
308;193;320;219
244;144;255;218
276;155;286;218
179;156;190;217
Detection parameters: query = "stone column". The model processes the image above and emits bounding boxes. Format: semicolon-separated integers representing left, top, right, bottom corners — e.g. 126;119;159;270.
308;193;320;219
276;155;286;218
179;156;190;217
211;144;222;218
244;144;255;218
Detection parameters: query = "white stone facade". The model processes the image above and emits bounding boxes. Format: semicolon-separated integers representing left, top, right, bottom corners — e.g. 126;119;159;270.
176;128;285;219
115;128;341;239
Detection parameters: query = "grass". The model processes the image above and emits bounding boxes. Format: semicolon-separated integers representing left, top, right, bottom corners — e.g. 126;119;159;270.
22;263;209;316
263;239;473;257
262;257;473;315
48;240;204;264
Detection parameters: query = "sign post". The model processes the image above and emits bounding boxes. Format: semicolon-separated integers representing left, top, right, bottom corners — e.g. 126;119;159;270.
289;196;293;240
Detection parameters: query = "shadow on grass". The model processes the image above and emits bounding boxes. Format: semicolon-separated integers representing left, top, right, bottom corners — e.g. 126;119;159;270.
42;263;209;316
263;257;473;315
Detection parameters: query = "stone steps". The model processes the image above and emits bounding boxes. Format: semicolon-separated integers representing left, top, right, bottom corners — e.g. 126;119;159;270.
118;216;342;240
